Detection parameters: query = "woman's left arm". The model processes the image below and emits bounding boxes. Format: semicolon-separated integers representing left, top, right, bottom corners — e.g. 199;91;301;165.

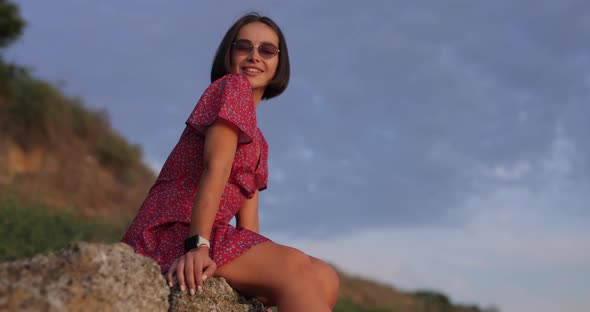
236;190;260;233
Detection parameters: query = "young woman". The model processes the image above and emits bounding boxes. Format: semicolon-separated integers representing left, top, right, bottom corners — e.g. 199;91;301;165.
122;13;339;311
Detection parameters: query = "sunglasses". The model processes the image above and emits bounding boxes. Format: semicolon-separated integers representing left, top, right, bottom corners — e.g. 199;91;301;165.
232;39;280;59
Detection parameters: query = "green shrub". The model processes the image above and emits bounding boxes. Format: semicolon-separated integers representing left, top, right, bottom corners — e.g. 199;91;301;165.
96;133;140;167
9;78;52;126
334;299;397;312
69;98;106;139
96;132;143;183
413;290;453;312
0;197;122;262
0;66;56;146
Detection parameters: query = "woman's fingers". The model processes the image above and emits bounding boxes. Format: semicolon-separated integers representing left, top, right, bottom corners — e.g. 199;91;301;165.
185;253;197;295
194;260;204;292
166;259;178;288
201;260;217;286
176;257;187;292
168;251;215;295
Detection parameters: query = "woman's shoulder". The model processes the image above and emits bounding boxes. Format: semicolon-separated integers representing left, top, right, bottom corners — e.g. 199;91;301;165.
198;74;254;108
186;74;257;143
208;74;252;92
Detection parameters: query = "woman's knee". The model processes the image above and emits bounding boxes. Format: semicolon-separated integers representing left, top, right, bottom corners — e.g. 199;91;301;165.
279;252;341;307
310;258;340;307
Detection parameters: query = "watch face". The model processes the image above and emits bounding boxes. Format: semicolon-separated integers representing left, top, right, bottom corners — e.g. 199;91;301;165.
184;235;198;253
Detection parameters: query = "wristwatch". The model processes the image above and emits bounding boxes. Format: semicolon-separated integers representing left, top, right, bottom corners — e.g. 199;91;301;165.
184;235;211;253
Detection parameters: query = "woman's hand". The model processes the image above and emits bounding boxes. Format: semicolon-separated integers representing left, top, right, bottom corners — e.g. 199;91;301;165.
166;247;217;295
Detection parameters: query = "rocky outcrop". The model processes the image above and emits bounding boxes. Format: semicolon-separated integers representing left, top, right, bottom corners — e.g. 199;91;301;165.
0;242;266;312
168;278;265;312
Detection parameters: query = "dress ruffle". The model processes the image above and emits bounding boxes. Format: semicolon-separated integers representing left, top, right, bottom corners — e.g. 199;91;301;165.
230;165;267;198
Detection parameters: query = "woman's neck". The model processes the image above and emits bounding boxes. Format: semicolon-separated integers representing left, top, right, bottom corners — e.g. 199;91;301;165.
252;88;264;108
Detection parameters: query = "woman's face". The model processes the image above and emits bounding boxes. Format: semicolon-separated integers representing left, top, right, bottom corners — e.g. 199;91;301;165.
230;22;280;95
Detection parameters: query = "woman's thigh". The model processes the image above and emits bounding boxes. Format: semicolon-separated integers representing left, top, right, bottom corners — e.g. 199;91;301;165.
213;241;319;299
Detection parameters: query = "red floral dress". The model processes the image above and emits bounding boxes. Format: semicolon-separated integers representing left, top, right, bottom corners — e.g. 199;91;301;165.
122;74;270;273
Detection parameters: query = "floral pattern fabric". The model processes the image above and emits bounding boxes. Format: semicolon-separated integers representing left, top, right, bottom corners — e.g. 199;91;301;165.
122;74;270;272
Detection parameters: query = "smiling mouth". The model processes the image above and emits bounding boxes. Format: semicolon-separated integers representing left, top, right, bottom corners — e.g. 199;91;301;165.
242;67;263;73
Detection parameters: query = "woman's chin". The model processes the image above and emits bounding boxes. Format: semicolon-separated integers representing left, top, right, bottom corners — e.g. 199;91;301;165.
244;76;268;90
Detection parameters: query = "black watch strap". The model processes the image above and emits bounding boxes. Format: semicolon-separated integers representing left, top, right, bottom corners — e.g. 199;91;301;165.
184;235;209;253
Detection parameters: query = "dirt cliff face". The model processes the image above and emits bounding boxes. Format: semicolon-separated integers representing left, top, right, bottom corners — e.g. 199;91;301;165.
3;140;48;177
0;242;266;312
0;136;154;222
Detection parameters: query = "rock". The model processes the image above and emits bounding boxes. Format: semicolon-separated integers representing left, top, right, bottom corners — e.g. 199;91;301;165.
0;242;169;311
0;242;266;312
169;277;265;312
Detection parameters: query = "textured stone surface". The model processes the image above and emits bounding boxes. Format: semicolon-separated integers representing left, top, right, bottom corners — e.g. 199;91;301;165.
0;242;265;311
169;277;265;312
0;242;169;311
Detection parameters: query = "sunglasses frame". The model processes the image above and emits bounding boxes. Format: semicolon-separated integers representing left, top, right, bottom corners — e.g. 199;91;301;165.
231;39;280;59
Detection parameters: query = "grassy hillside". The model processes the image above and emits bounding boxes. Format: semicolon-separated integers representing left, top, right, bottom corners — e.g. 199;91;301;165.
0;57;155;220
334;273;487;312
0;196;122;262
0;57;156;266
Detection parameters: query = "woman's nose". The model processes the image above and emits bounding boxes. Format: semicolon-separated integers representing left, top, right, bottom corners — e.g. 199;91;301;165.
248;47;262;62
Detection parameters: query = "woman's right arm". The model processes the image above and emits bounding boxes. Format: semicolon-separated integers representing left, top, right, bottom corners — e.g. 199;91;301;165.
167;117;240;295
190;117;240;239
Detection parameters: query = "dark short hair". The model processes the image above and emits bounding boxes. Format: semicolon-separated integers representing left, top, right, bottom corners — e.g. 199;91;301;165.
211;12;290;100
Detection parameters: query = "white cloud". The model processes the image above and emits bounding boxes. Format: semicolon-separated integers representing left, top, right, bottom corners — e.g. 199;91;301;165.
541;129;576;177
482;161;532;181
475;130;577;184
269;167;287;184
289;144;315;163
367;126;398;143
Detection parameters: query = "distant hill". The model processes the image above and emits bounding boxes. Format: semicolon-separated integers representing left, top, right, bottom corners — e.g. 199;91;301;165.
334;271;494;312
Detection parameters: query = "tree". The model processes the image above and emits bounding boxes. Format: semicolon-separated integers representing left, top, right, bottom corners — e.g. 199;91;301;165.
0;0;25;49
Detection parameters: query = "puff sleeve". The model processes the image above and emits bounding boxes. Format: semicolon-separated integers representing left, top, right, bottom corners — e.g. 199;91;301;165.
186;74;256;144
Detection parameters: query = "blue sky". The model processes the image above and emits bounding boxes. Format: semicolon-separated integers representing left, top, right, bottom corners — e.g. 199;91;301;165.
7;1;590;311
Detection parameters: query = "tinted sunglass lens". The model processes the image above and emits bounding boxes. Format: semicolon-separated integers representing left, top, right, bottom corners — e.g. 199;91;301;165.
234;41;251;52
260;44;278;58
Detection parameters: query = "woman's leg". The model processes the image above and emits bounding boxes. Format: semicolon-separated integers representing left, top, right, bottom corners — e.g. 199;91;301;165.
254;256;340;309
214;241;332;312
308;256;340;308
